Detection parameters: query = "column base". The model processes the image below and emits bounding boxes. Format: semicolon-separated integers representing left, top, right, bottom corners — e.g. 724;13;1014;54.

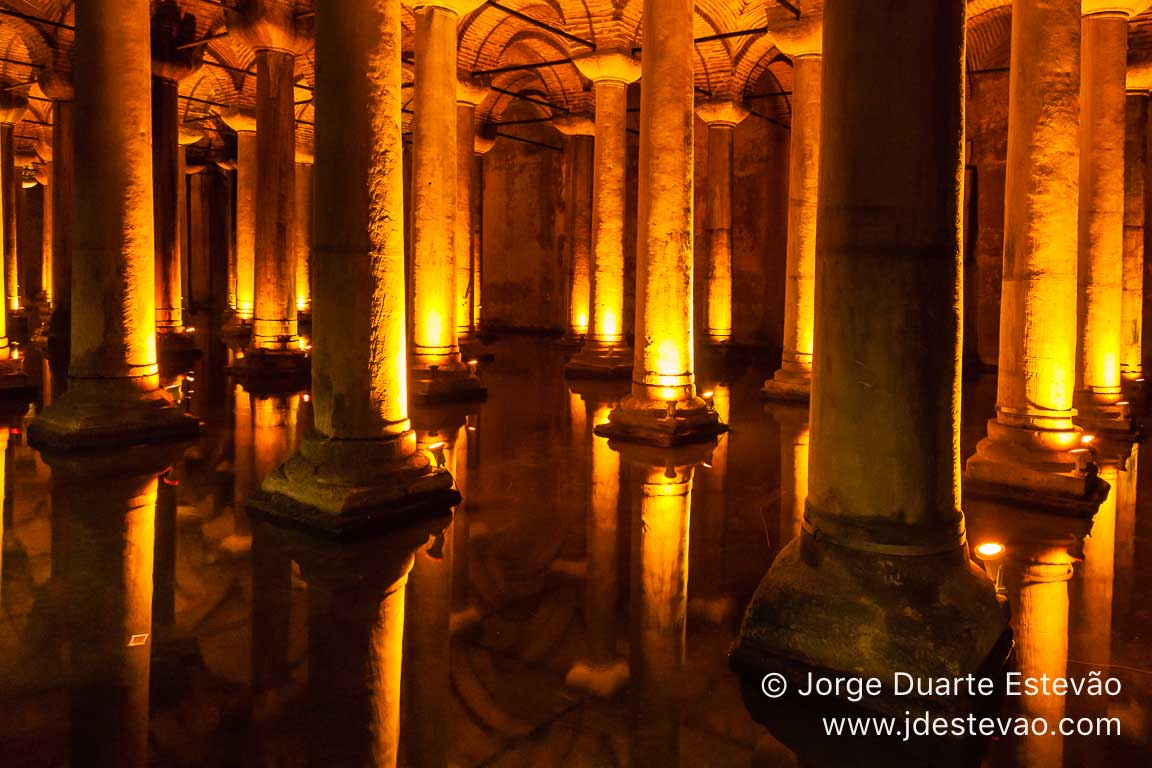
963;421;1111;517
410;366;487;405
1072;399;1135;441
27;379;200;453
251;432;460;538
232;347;310;376
730;532;1011;718
0;358;33;401
762;368;811;402
564;659;630;698
459;339;496;363
554;333;586;351
564;346;633;379
595;395;728;447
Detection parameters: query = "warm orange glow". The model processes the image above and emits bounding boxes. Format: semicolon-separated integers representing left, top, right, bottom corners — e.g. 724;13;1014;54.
975;542;1005;559
1081;434;1096;444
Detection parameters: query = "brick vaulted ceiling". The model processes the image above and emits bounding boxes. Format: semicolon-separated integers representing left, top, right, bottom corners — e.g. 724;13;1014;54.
0;0;1150;165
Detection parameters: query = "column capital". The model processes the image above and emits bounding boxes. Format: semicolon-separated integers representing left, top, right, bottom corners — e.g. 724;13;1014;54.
694;99;749;127
552;114;595;136
766;9;823;58
1128;63;1152;92
35;137;51;163
412;0;486;15
226;0;311;55
151;1;204;83
1082;0;1152;17
32;165;48;186
0;92;27;126
178;126;205;146
456;76;489;107
38;51;74;102
218;106;257;134
573;51;641;85
474;131;497;156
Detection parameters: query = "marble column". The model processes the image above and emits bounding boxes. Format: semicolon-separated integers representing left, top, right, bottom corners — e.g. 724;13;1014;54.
219;112;257;322
254;0;460;533
1074;2;1148;433
554;115;595;342
34;148;51;305
695;100;749;347
39;66;74;343
762;18;822;400
28;0;198;451
294;144;313;316
472;133;494;333
1122;85;1148;395
565;53;640;377
409;0;486;402
595;5;723;446
733;0;1007;712
0;96;25;316
455;78;487;344
965;0;1110;512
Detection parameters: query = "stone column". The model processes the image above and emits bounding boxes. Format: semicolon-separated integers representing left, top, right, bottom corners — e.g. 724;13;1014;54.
35;147;51;305
39;66;74;344
408;0;485;402
733;0;1007;712
455;78;486;344
219;112;257;321
472;133;494;333
28;0;198;452
565;53;640;377
695;101;749;347
1122;85;1148;394
294;142;313;316
0;96;26;316
595;5;723;446
762;19;822;399
554;115;595;342
965;0;1110;512
1074;3;1149;433
254;0;460;533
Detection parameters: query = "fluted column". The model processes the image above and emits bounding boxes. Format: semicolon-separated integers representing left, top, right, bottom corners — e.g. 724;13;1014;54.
596;5;724;447
220;111;257;321
763;22;821;399
0;96;25;316
965;0;1110;511
1122;85;1148;394
554;115;595;341
255;0;459;532
294;142;313;316
409;0;486;402
455;78;487;344
565;53;640;377
734;0;1007;710
28;0;198;451
1075;2;1148;432
695;101;749;347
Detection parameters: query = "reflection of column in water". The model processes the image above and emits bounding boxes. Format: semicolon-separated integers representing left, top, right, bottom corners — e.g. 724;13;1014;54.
251;520;293;695
567;404;627;696
53;455;168;768
252;393;301;481
630;456;697;768
152;463;180;648
1113;446;1138;632
0;429;7;604
778;409;809;545
1013;557;1073;768
1071;461;1118;669
688;382;733;625
233;385;253;509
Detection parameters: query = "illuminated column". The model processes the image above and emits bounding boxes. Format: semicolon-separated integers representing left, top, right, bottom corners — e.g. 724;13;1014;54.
220;111;257;322
763;24;822;399
255;0;459;533
294;143;313;315
771;403;809;544
39;66;74;341
695;101;749;346
0;96;25;315
456;78;486;343
733;0;1008;705
28;0;198;452
35;142;52;305
554;115;595;341
965;0;1110;510
565;52;640;377
1122;85;1148;392
596;4;723;446
472;133;493;333
408;0;486;402
1075;3;1148;431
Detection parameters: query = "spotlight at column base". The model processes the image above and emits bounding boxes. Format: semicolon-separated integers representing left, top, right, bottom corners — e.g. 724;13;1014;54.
27;379;200;453
730;532;1012;719
595;394;727;447
252;433;459;538
1072;396;1136;439
761;368;811;402
564;345;633;379
409;366;487;405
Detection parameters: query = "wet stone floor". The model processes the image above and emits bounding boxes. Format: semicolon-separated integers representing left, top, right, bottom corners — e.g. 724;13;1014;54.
0;335;1150;766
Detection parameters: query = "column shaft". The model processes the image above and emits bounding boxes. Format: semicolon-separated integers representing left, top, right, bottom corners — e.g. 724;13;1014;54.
294;161;312;314
1076;13;1128;417
455;102;475;339
51;101;74;330
152;77;182;332
1;123;18;312
41;161;52;303
567;134;594;337
235;132;257;319
470;151;483;331
251;49;297;350
704;123;735;344
1122;92;1147;387
589;80;628;350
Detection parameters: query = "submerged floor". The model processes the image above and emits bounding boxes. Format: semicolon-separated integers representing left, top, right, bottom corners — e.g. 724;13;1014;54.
0;335;1150;766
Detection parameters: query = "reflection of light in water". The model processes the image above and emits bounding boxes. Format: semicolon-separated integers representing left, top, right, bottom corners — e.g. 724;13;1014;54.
1015;559;1072;768
777;410;810;544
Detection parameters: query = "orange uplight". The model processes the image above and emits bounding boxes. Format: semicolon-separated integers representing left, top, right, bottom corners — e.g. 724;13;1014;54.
975;542;1005;559
1081;434;1095;445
